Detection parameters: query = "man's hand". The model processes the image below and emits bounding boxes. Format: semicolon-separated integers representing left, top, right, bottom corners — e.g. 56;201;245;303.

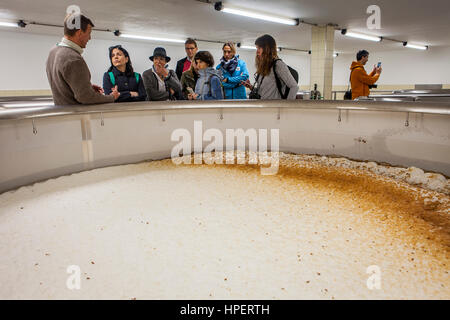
223;78;228;83
169;88;175;96
92;84;104;94
111;85;120;100
376;67;383;75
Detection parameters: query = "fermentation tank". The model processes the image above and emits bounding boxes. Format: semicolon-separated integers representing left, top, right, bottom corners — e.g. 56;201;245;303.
0;99;449;299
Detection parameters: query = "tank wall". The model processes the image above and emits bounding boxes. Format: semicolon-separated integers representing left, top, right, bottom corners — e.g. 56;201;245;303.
1;106;449;193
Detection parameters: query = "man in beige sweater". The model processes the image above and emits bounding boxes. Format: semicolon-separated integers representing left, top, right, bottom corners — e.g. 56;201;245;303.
46;13;120;105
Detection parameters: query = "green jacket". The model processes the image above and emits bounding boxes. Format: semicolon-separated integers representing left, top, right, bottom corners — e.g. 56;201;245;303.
180;69;199;100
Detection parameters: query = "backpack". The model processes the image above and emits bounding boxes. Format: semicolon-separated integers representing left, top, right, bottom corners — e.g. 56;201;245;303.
108;72;140;86
273;59;299;99
205;74;225;99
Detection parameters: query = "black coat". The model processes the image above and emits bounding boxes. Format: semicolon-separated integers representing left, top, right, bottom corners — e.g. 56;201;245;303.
175;57;188;82
103;67;146;102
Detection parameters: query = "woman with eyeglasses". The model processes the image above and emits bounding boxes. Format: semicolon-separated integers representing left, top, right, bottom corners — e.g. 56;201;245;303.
241;34;298;100
103;45;146;102
216;42;249;100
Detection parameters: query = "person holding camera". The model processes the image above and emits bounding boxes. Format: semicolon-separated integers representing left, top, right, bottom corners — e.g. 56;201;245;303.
241;34;298;100
350;50;382;100
188;51;224;100
180;59;199;100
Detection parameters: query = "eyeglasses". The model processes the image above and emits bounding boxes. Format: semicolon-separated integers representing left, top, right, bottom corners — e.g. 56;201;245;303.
185;47;196;50
223;50;232;53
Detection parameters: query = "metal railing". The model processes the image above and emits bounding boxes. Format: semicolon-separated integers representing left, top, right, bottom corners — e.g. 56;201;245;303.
331;90;393;100
1;99;449;121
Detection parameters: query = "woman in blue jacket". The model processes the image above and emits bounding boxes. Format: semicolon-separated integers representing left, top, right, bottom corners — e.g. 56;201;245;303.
103;45;146;102
216;42;249;99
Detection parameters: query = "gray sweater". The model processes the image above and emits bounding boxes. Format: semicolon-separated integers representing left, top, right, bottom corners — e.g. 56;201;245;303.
46;45;114;105
255;60;299;100
142;68;183;101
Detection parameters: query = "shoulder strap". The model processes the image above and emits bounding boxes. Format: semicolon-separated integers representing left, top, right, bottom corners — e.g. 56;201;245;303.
252;73;263;95
134;72;140;84
272;59;287;99
108;72;115;86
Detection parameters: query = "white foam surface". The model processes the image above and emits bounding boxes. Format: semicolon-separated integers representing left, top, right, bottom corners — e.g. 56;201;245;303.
0;154;448;299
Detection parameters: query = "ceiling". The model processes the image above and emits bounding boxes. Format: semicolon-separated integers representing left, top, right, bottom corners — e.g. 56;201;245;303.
0;0;449;53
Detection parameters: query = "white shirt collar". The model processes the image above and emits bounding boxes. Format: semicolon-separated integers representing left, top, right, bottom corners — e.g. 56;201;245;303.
58;37;84;55
152;66;166;93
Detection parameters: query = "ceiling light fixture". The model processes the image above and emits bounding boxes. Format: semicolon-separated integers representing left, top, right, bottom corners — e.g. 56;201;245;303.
0;20;21;28
214;2;299;26
114;31;185;44
341;29;382;42
240;45;256;50
403;42;428;50
237;44;281;52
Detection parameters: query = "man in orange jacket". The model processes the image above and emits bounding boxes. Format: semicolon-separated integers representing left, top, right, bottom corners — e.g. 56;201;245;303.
350;50;382;100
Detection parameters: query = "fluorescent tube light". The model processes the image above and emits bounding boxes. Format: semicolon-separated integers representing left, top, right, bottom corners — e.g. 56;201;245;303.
239;45;280;52
3;102;54;108
403;42;428;50
118;33;185;44
341;29;382;42
0;21;19;28
215;2;299;26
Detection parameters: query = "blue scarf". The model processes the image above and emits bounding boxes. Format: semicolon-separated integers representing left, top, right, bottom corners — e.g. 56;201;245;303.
220;55;239;74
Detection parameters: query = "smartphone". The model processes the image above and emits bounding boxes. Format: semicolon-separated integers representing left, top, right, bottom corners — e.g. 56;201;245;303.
377;62;382;68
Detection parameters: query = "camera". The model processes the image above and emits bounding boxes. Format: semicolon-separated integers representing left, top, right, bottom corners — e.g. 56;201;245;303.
368;84;378;89
249;91;261;99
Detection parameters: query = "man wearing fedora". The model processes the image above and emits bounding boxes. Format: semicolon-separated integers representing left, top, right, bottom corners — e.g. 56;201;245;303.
142;47;182;101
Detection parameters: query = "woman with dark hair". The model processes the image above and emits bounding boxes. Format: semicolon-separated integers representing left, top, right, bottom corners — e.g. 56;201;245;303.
216;42;249;99
180;59;199;100
188;51;224;100
242;34;298;100
103;45;146;102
